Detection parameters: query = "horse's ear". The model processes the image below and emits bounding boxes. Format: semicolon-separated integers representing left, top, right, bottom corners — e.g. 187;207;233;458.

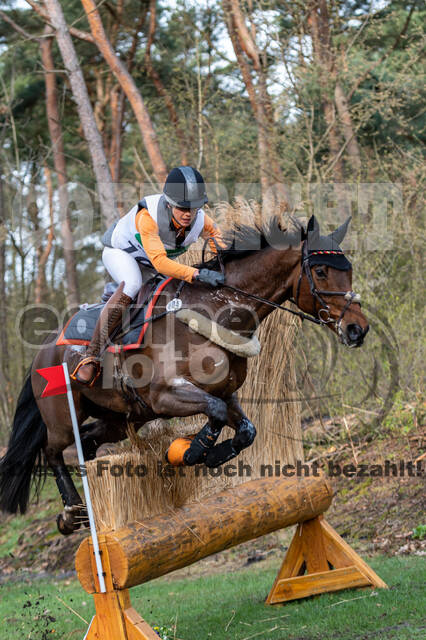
328;216;351;246
302;215;319;241
307;214;319;233
306;214;321;248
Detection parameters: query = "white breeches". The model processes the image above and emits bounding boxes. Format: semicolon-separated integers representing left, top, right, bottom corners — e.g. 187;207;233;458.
102;247;148;298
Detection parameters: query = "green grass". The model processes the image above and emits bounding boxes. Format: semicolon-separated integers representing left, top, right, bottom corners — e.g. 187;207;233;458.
0;474;84;559
0;477;61;559
0;555;424;640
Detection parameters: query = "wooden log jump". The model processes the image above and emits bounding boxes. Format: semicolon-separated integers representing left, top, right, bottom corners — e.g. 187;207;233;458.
75;474;387;640
76;473;333;592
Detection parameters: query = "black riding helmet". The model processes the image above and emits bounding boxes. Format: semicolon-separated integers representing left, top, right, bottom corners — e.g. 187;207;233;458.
163;166;208;209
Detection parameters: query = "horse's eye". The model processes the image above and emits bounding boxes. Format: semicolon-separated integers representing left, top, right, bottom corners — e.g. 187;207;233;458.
314;267;327;279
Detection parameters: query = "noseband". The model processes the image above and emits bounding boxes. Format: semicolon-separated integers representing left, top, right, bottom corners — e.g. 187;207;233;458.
294;240;361;332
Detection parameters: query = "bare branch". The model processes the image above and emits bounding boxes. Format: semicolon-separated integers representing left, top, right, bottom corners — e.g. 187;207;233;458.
0;9;40;41
24;0;95;43
69;26;95;43
25;0;49;21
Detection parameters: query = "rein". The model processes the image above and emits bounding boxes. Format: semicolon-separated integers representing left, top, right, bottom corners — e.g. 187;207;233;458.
202;237;361;329
222;283;324;325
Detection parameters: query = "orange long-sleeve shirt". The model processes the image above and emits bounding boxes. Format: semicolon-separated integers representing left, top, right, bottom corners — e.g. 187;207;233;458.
135;208;224;283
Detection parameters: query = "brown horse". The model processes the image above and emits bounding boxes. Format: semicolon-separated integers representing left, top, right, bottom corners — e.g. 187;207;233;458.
0;215;368;534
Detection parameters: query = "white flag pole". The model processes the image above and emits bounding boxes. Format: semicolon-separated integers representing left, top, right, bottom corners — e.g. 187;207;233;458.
62;362;106;594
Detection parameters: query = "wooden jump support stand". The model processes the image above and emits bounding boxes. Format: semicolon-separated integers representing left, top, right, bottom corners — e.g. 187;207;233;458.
76;474;387;640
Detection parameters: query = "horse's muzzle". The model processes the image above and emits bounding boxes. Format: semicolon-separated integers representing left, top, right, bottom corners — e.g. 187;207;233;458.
344;323;369;347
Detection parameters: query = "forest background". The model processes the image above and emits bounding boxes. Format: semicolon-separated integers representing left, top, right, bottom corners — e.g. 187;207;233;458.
0;0;424;445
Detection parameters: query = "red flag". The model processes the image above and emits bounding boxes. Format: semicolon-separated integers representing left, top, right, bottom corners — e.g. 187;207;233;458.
37;365;68;398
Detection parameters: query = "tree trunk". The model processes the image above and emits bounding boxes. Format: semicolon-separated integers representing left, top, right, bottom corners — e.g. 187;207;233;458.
0;164;8;382
146;0;187;165
81;0;168;185
44;0;117;228
228;0;260;67
334;82;361;173
308;0;344;182
309;1;361;179
108;84;124;183
93;66;110;149
34;165;55;304
223;0;286;205
108;0;150;184
27;167;46;303
323;101;344;182
226;12;269;195
40;27;79;306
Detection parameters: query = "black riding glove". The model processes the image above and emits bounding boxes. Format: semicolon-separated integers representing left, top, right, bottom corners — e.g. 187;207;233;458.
194;269;225;287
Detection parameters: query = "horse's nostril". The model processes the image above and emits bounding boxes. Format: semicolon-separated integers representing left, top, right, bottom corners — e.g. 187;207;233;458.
347;323;363;342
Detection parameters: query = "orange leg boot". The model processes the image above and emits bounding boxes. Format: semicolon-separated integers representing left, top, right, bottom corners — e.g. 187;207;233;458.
71;282;133;387
165;435;197;466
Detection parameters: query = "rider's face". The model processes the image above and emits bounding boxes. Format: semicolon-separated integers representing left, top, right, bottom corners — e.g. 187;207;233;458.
172;206;197;227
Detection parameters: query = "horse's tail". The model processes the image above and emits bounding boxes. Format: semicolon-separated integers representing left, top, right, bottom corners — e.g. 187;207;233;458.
0;372;47;514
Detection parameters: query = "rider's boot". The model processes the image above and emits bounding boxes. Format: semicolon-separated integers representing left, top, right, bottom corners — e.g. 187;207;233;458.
71;282;133;387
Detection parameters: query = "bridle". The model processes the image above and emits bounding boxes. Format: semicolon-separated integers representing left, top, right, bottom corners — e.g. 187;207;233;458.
293;239;361;336
201;237;361;331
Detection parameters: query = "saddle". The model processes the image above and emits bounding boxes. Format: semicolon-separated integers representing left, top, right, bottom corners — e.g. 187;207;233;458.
56;276;172;351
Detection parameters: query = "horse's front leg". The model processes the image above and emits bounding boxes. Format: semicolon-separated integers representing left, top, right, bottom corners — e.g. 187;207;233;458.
202;394;257;468
150;379;227;466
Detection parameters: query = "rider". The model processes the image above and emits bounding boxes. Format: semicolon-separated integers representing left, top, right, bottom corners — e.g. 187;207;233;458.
71;166;225;386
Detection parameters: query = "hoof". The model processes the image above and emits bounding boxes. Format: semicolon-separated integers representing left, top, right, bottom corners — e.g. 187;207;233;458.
165;436;196;466
56;504;84;535
57;512;81;536
204;439;239;468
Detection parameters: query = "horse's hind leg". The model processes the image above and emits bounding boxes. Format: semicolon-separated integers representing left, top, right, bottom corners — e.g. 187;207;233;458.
79;415;129;459
45;449;86;534
47;416;129;535
33;374;89;535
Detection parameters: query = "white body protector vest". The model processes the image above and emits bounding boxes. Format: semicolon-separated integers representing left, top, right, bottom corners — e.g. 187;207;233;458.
110;194;205;268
